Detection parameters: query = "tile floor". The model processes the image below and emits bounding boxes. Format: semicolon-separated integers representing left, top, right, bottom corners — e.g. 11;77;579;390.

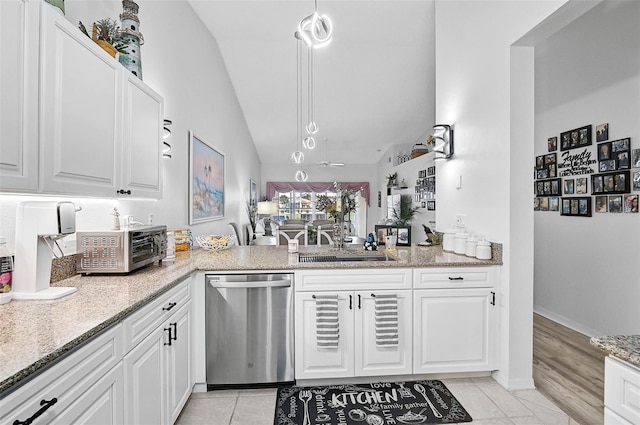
175;377;581;425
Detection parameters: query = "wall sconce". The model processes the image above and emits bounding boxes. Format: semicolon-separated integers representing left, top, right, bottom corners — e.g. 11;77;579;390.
163;119;172;159
432;124;454;160
257;201;278;236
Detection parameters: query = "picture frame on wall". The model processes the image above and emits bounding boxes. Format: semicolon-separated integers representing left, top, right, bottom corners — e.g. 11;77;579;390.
609;195;622;213
598;142;611;161
560;197;592;217
591;171;630;195
549;196;559;211
632;149;640;168
576;177;588;194
563;179;574;195
633;171;640;190
427;200;436;211
548;136;557;152
189;131;225;224
560;125;591;151
250;179;257;207
595;195;608;212
535;178;561;196
539;197;549;211
624;194;639;213
596;123;609;142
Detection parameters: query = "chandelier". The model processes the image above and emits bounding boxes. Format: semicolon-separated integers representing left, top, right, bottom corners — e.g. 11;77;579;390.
291;0;333;182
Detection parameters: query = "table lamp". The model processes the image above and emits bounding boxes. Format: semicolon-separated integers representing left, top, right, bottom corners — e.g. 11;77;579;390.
257;201;278;236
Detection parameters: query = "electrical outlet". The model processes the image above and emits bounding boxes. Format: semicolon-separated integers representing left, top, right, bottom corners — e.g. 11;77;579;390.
148;213;154;225
455;214;467;227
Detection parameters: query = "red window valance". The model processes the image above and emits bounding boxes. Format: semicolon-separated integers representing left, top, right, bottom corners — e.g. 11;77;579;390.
266;182;370;206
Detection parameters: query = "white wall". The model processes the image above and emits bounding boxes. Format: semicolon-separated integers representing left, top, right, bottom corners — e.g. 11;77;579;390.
534;0;640;336
0;0;261;250
434;0;566;389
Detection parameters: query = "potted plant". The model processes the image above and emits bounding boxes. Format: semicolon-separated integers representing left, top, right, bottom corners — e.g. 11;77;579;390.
79;19;130;58
392;195;420;226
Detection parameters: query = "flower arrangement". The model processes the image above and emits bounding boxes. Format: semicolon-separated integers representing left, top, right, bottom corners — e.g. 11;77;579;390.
79;19;130;57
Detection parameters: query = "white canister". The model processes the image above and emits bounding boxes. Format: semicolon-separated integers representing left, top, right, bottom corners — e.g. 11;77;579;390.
476;240;492;260
165;231;176;262
442;229;456;252
454;232;469;255
465;236;479;257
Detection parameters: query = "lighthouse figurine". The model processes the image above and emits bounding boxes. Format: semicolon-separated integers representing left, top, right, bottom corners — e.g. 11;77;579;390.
118;0;144;79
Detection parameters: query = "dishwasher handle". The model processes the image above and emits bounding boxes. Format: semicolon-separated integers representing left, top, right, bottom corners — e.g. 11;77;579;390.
207;279;291;289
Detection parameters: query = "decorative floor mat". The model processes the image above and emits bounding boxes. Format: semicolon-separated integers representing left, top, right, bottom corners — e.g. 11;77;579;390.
274;379;472;424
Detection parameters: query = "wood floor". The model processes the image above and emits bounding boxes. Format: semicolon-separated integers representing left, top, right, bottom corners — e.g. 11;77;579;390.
533;313;607;425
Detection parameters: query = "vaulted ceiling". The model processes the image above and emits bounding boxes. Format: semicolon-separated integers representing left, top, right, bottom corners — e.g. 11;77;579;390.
187;0;435;167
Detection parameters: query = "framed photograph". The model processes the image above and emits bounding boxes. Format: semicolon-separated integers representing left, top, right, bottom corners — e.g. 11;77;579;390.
563;179;574;195
598;142;611;161
374;225;393;245
535;178;561;196
576;177;588;194
396;226;411;246
599;160;616;172
595;195;608;212
250;179;257;207
548;136;557;152
612;138;630;152
617;151;630;169
592;171;630;195
549;196;559;211
534;198;540;211
634;171;640;190
596;123;609;142
624;194;639;213
561;125;591;151
539;197;549;211
427;200;436;210
632;149;640;168
561;197;592;217
609;195;622;213
189;131;224;224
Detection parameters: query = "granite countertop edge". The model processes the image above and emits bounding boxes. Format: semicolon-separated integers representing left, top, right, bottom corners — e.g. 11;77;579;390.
590;335;640;368
0;244;501;396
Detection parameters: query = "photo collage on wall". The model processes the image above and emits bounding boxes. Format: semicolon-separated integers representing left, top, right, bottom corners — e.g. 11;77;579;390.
535;122;639;215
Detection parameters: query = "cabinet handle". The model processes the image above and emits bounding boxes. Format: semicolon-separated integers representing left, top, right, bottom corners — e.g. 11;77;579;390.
448;276;464;281
163;302;177;312
164;326;173;346
490;291;496;306
349;295;353;310
171;322;177;341
358;294;361;309
13;398;58;425
116;189;132;195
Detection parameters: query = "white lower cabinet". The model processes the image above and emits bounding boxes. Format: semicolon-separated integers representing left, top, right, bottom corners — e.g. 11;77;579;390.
413;288;495;373
605;356;640;424
0;324;124;425
294;269;413;381
123;284;192;425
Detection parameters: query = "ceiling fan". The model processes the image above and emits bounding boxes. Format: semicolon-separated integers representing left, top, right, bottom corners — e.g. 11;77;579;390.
310;139;345;167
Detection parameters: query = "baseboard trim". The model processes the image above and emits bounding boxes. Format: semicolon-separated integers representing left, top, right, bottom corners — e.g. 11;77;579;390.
491;371;535;391
533;306;602;337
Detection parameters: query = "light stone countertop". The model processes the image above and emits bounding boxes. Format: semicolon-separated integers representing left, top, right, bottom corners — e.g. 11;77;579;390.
590;335;640;368
0;243;501;395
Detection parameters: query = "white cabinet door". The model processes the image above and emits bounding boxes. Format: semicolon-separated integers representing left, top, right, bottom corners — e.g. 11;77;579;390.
39;3;121;196
52;363;124;425
294;292;355;380
413;288;495;374
0;0;39;191
355;290;413;377
124;326;165;425
121;73;163;198
165;302;193;425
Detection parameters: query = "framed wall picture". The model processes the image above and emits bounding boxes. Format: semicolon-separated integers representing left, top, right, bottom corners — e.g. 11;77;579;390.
596;123;609;142
250;179;257;207
595;195;608;212
560;125;591;151
591;171;630;195
548;136;557;152
560;197;592;217
535;178;561;196
427;200;436;210
189;131;225;224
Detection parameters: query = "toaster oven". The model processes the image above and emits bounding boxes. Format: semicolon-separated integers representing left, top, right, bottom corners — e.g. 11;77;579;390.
76;225;167;274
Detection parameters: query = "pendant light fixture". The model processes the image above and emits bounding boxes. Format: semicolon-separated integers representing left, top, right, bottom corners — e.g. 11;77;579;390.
291;38;305;165
297;0;333;49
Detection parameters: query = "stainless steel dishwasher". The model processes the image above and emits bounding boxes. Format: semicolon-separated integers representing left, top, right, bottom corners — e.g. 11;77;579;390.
205;273;294;388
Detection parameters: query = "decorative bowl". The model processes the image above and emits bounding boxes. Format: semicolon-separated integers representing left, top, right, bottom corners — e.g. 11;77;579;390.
195;234;236;251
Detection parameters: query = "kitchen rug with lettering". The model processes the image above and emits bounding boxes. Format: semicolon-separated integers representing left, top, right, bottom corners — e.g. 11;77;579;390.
273;380;472;424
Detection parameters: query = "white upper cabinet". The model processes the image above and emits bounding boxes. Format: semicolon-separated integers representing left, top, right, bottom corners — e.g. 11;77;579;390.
1;1;163;198
0;0;38;191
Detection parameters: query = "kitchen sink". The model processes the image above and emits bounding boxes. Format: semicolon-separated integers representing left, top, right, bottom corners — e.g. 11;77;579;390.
298;253;396;263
